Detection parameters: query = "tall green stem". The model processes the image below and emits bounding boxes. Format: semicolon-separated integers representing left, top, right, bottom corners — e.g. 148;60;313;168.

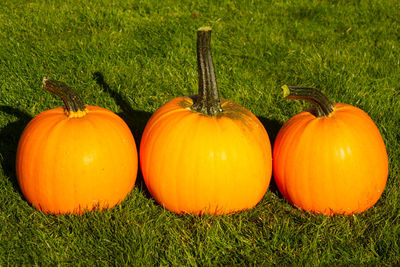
282;85;335;117
42;78;86;113
191;27;222;116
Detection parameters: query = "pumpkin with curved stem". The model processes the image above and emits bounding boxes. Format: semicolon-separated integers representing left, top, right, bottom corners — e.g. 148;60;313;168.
273;85;388;215
16;78;138;214
139;27;272;215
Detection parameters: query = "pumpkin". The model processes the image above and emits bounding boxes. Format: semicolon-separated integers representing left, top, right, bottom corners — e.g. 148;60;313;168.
273;85;388;215
16;78;138;214
139;27;272;215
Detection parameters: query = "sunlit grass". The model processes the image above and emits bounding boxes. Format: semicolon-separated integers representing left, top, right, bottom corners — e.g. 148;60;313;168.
0;0;399;265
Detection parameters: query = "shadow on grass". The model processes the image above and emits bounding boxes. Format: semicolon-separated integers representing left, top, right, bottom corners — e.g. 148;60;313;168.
93;71;152;197
257;116;283;198
0;106;32;195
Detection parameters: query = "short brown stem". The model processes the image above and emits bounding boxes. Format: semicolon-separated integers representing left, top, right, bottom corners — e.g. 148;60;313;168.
43;78;86;113
282;85;335;117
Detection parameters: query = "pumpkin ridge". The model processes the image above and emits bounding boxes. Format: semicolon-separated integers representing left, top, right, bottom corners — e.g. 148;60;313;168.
53;118;97;212
185;115;208;213
297;121;315;211
63;113;134;212
220;115;270;211
209;114;222;211
278;116;312;201
292;119;318;210
153;112;201;212
336;108;387;212
327;114;369;214
34;117;70;212
210;116;240;212
316;117;337;213
334;116;363;213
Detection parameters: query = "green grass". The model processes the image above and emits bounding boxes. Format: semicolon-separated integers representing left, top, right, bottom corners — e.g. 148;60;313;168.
1;0;399;265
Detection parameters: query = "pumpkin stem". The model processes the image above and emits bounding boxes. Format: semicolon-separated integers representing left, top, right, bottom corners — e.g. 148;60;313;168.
191;26;223;116
43;78;87;116
282;85;335;117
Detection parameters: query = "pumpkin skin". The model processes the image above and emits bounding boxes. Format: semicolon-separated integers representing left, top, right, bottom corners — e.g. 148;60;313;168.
16;80;138;215
273;87;388;216
139;28;272;215
140;97;272;215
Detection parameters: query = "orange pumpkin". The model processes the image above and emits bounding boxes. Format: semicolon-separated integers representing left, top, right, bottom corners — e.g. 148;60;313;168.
16;78;138;214
273;85;388;215
139;27;272;215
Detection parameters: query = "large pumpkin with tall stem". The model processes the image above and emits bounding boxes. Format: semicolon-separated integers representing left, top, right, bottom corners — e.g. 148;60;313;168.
16;78;138;214
273;85;388;215
140;27;272;215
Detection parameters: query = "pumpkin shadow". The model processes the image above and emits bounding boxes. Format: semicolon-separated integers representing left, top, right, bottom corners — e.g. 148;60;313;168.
0;106;32;195
257;116;283;198
93;72;152;198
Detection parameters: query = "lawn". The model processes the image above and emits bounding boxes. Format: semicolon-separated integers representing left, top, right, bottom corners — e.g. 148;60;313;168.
1;0;399;265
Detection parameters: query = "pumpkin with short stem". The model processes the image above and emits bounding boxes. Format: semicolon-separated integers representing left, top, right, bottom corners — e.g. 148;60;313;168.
273;85;388;215
139;27;272;215
16;78;138;214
